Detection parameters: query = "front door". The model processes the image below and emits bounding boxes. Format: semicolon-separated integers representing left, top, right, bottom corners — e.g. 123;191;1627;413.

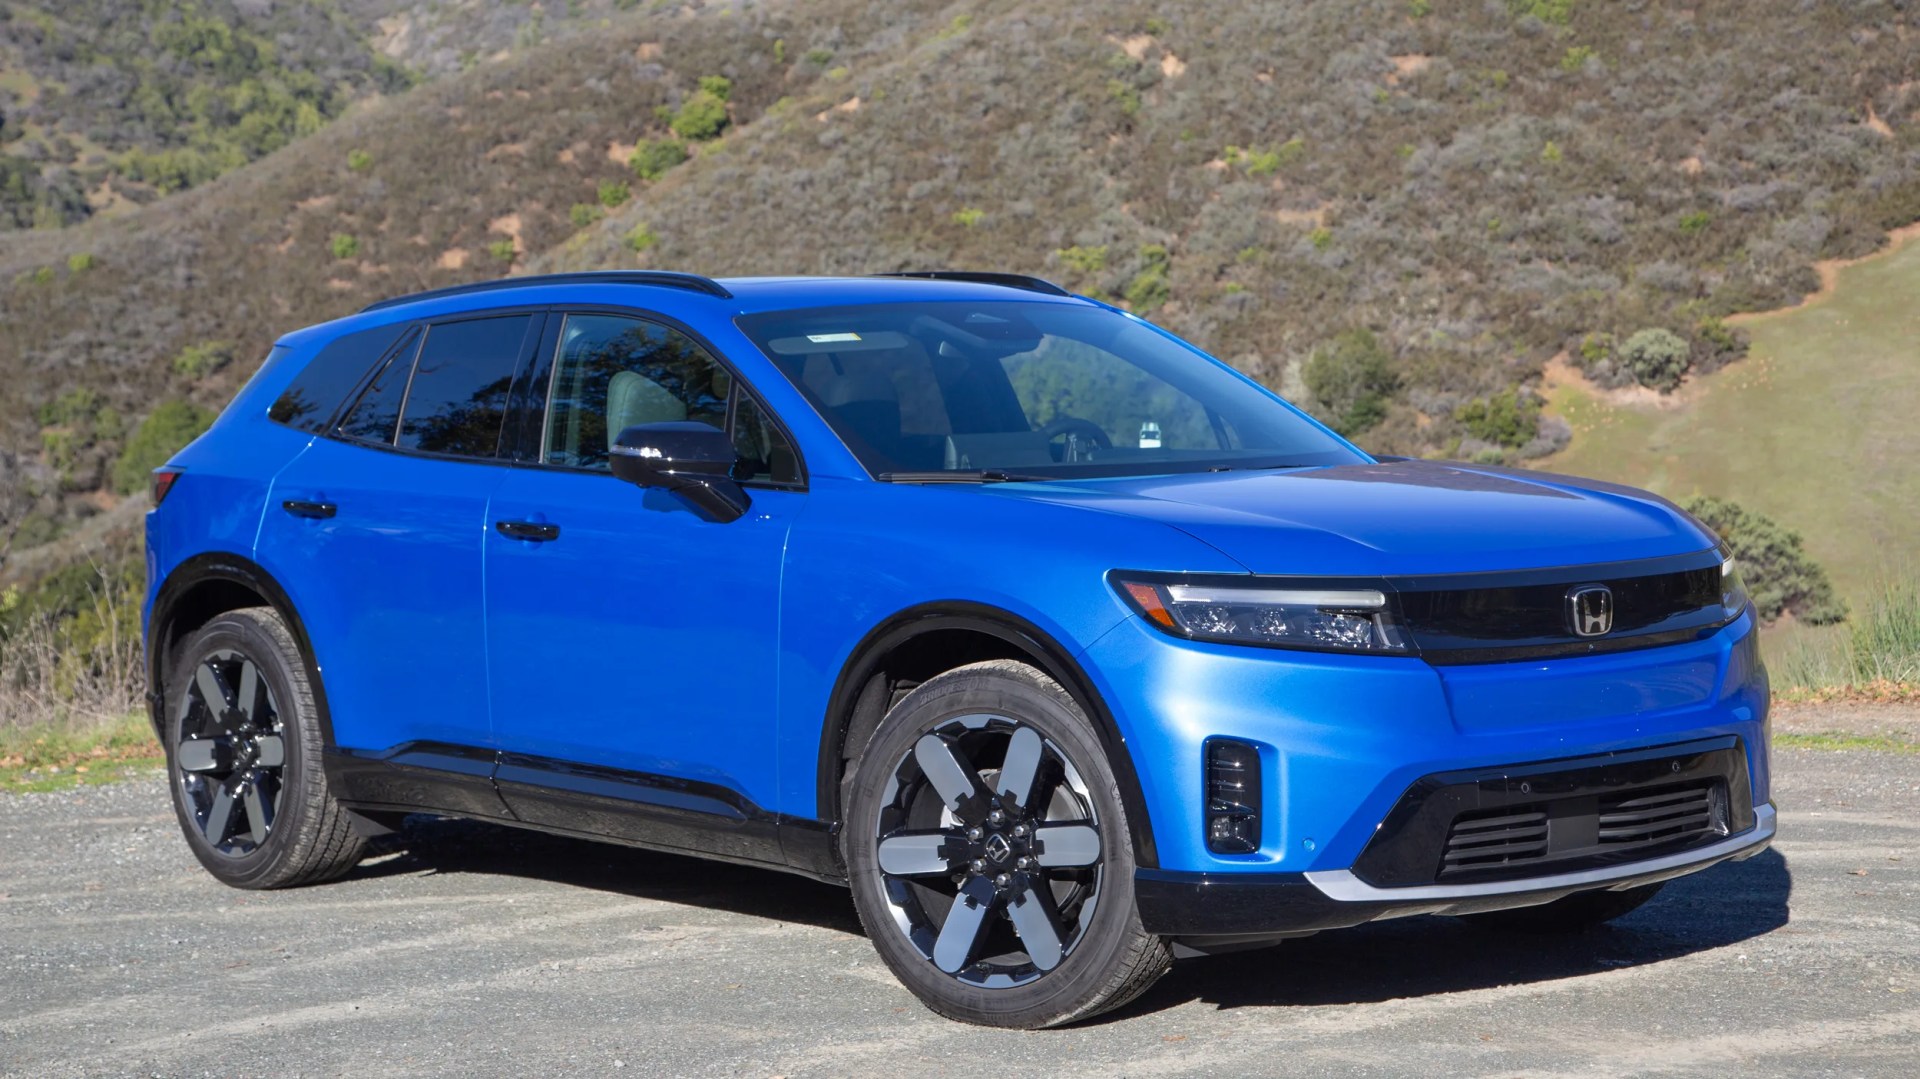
482;311;806;843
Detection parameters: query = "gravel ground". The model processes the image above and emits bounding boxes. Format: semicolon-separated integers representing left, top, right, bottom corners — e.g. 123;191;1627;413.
1;745;1915;1079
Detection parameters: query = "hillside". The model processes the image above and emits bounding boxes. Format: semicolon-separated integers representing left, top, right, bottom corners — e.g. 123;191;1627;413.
2;0;1918;580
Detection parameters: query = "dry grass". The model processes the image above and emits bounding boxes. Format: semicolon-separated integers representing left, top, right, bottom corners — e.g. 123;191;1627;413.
0;563;145;734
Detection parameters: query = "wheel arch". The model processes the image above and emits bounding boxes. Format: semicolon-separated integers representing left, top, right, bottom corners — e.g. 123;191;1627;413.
147;551;331;744
816;601;1159;870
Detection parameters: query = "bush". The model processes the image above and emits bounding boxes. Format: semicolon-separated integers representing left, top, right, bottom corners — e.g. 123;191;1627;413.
569;203;603;229
330;233;359;260
346;148;373;172
112;400;213;495
670;81;731;141
597;180;631;208
1509;0;1575;25
630;138;688;181
1124;244;1171;311
66;253;94;274
488;238;517;263
170;341;232;381
1619;328;1690;392
624;222;658;253
1455;388;1540;448
1682;496;1847;624
1304;330;1399;436
951;207;984;227
1056;245;1107;275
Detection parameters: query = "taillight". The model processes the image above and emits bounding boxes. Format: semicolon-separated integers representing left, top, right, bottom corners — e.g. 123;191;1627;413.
150;468;183;506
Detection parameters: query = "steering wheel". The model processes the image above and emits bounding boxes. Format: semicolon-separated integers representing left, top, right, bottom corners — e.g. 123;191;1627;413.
1039;415;1113;461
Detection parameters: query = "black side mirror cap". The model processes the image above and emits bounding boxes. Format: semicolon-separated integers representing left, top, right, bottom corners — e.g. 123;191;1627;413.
609;421;751;522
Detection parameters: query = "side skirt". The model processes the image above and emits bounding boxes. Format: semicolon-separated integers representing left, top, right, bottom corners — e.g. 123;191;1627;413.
325;743;844;885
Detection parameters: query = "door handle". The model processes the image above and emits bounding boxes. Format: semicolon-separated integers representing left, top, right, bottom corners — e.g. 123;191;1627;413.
281;499;337;520
495;520;560;542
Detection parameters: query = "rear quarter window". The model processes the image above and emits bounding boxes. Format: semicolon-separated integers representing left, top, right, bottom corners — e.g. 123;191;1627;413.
268;323;415;433
394;314;535;457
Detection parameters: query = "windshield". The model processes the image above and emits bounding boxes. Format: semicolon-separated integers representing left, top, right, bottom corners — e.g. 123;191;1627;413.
736;301;1365;479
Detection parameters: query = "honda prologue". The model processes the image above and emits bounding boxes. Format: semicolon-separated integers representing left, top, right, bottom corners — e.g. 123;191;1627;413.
143;271;1773;1027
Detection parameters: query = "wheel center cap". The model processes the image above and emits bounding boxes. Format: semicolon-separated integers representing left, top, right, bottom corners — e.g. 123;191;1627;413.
984;832;1013;864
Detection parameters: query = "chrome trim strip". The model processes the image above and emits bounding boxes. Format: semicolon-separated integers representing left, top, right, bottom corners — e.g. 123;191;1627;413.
1305;803;1776;902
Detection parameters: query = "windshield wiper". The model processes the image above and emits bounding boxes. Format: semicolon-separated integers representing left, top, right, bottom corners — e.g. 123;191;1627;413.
876;470;1052;484
1207;463;1318;473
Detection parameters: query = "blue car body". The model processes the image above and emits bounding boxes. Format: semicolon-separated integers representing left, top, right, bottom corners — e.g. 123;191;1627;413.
143;272;1773;938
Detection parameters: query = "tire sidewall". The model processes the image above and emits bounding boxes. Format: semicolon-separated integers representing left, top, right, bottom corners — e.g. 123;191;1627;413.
163;609;322;889
842;661;1155;1026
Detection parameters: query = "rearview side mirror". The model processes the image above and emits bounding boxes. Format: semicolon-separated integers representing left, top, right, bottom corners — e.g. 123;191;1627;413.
609;421;751;523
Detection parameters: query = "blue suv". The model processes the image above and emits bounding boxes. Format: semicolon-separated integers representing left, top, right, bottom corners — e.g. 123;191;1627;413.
143;271;1774;1027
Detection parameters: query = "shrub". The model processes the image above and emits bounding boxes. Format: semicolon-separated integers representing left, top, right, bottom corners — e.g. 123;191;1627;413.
346;148;373;172
66;253;94;273
773;38;786;63
1124;244;1172;311
597;180;631;208
1108;79;1142;118
804;47;833;66
1679;210;1713;235
329;233;359;260
624;222;658;252
1410;0;1433;15
951;207;985;227
569;203;603;229
1308;226;1333;250
112;401;213;494
1560;46;1595;72
670;82;731;141
170;341;233;380
1455;388;1540;448
1304;330;1399;435
1056;245;1108;275
488;238;517;263
1541;141;1563;165
1619;327;1690;392
630;138;688;181
1577;332;1613;367
1681;496;1847;624
1509;0;1575;25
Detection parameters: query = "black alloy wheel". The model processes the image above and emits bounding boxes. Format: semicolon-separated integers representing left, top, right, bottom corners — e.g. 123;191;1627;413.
175;648;287;855
844;660;1170;1027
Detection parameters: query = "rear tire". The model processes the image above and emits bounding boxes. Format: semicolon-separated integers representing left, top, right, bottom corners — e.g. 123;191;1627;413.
1461;882;1665;934
842;659;1171;1028
163;608;365;889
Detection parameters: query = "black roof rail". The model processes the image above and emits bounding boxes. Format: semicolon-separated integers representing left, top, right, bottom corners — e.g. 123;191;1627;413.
358;271;732;313
872;271;1071;297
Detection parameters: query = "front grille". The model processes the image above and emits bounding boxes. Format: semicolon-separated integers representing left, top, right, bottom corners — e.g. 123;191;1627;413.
1441;807;1548;874
1599;782;1719;846
1436;778;1727;879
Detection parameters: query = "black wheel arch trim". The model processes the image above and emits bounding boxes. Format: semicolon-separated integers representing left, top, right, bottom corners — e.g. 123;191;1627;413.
146;551;332;744
815;601;1159;870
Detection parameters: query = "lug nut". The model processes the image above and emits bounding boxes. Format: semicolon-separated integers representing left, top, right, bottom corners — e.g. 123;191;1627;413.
966;826;983;841
994;873;1010;887
970;859;987;873
1016;856;1032;869
1011;823;1028;838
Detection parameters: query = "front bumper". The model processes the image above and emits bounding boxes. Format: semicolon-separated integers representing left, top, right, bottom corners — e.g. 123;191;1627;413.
1136;802;1775;937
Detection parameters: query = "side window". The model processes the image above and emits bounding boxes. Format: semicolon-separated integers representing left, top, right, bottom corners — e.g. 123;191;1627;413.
395;314;532;457
732;395;802;485
270;324;412;432
543;314;731;470
337;333;419;445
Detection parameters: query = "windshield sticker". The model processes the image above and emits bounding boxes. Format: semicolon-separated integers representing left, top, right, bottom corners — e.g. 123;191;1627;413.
807;332;863;343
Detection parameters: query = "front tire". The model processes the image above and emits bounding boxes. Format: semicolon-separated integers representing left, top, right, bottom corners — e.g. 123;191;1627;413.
163;608;365;889
842;660;1171;1028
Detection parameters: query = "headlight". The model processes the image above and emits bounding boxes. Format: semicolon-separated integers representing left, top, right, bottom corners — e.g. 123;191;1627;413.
1720;554;1750;620
1113;576;1411;653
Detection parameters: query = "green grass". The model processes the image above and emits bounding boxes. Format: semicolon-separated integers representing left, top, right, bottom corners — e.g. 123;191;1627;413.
1539;232;1920;607
1775;732;1919;755
0;714;163;794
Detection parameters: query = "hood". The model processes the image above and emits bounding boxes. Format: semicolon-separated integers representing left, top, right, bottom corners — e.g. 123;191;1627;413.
1004;460;1715;577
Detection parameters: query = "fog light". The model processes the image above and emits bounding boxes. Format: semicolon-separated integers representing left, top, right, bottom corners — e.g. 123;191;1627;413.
1205;739;1262;854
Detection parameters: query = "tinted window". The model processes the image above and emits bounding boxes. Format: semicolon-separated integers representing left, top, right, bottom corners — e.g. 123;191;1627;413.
731;395;802;485
396;315;532;457
270;324;412;432
337;333;420;445
543;314;732;470
737;301;1365;478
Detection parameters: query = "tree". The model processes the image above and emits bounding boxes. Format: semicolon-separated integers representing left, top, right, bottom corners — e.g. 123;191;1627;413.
1682;496;1847;624
1304;330;1398;435
1620;328;1691;392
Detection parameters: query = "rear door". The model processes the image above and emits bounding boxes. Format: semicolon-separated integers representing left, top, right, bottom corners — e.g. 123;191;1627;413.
481;309;806;839
259;311;543;811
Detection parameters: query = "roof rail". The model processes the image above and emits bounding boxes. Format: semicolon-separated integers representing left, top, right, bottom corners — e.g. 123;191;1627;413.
358;271;732;313
872;271;1071;297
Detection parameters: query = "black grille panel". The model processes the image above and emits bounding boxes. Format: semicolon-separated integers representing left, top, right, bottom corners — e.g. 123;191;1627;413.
1599;783;1719;845
1441;807;1548;874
